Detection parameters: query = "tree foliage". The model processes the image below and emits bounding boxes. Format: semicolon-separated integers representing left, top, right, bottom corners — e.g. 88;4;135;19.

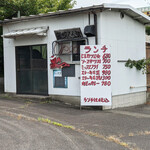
146;26;150;35
125;59;150;74
0;0;76;76
0;0;76;20
37;0;76;14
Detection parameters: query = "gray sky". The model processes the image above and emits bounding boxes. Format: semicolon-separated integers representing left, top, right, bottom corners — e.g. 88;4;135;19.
74;0;150;8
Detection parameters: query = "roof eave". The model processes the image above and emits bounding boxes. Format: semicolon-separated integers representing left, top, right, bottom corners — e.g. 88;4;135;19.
0;5;104;25
103;3;150;24
0;3;150;25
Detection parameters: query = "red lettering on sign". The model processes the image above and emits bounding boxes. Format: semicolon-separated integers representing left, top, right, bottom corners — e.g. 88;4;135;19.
85;46;91;53
84;97;110;103
93;46;99;53
101;45;108;53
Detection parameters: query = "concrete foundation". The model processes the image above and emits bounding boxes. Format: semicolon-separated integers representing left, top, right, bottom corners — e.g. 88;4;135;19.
50;92;147;109
49;95;80;106
2;91;146;110
103;91;146;110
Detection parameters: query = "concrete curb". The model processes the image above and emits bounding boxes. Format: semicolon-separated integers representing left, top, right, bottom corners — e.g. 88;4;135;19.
0;93;102;110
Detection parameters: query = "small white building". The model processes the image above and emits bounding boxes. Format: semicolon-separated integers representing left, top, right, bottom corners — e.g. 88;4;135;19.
1;3;150;109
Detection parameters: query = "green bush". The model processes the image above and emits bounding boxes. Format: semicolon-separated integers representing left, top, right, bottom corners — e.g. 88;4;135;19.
146;26;150;35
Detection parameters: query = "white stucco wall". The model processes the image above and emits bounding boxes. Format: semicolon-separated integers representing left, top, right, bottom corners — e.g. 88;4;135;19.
99;11;147;96
3;23;48;93
3;10;146;98
3;38;16;93
3;13;93;96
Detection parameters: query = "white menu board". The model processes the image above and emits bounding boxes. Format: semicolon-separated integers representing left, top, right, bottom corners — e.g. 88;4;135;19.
80;45;112;106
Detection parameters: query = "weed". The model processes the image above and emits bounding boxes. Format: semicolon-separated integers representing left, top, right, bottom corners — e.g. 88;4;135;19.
38;117;75;130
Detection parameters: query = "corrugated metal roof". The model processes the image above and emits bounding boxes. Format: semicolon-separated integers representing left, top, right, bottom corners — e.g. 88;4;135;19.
0;3;150;25
1;26;48;38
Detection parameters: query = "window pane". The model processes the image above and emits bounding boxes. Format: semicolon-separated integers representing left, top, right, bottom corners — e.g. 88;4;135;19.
57;42;71;62
32;45;47;59
32;45;47;69
32;70;48;94
17;70;32;94
59;55;71;62
32;59;47;69
54;77;68;88
16;46;31;69
42;45;47;59
32;46;42;59
54;40;85;62
62;64;75;77
58;42;71;55
72;40;85;61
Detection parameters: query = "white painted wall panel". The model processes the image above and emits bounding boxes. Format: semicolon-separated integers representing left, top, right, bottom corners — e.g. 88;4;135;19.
3;11;147;97
100;11;146;96
3;13;90;96
3;38;16;93
47;14;88;96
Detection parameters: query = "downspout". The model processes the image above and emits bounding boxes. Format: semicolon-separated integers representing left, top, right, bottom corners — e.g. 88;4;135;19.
87;12;98;45
93;12;98;45
88;12;90;25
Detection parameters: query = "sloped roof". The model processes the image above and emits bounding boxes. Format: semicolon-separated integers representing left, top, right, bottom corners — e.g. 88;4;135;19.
0;3;150;25
1;26;48;38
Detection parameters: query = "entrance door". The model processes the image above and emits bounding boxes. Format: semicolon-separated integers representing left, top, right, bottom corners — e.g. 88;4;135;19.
16;45;48;95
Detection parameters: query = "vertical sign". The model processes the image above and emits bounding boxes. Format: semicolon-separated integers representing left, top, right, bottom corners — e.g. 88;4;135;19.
80;45;112;106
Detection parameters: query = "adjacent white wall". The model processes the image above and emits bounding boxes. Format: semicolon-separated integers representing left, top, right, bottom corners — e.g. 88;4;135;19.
3;22;48;93
99;11;146;96
3;10;147;98
3;38;16;93
3;13;91;96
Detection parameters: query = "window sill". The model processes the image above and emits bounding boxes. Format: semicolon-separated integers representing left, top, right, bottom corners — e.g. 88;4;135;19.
66;61;80;65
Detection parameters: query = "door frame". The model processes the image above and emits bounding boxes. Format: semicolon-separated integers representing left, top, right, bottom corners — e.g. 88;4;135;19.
15;44;48;96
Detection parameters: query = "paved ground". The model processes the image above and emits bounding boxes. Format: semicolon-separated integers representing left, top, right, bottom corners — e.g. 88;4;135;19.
0;96;150;150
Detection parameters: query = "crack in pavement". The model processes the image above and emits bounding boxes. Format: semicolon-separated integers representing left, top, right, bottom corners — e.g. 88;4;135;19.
2;100;150;150
0;108;141;150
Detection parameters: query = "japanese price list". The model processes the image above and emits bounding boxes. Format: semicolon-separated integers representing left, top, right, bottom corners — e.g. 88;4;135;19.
80;45;112;106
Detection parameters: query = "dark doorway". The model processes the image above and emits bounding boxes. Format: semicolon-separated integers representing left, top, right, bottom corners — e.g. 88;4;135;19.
16;45;48;95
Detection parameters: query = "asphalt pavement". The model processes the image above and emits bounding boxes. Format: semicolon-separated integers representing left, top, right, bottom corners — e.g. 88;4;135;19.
0;95;150;150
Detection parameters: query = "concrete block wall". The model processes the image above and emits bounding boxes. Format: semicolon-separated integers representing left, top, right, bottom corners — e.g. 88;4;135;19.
103;91;146;110
49;91;146;109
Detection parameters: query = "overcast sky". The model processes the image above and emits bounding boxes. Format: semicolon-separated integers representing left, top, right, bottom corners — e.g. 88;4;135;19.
74;0;150;8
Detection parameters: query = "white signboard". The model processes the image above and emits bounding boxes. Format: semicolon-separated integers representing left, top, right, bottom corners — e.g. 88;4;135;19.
80;45;112;106
54;70;62;77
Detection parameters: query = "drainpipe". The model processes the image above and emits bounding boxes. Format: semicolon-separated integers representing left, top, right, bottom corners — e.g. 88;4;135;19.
92;12;98;45
88;12;90;25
